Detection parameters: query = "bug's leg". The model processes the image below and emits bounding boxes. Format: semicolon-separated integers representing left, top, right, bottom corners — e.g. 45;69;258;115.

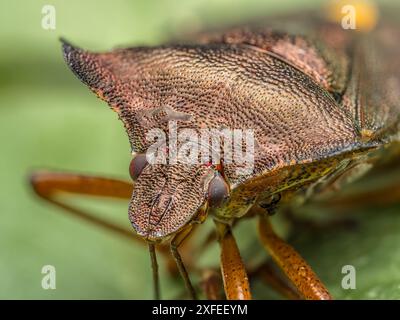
200;269;223;300
29;171;140;240
170;225;198;300
256;209;332;300
215;221;252;300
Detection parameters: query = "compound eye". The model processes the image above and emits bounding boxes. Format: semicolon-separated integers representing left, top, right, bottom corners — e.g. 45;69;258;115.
129;153;148;180
208;174;229;208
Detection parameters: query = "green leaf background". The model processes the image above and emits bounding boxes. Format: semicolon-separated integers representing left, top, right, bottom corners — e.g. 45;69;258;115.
0;0;399;299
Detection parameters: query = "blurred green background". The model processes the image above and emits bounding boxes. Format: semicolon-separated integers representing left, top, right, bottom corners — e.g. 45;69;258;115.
1;0;400;299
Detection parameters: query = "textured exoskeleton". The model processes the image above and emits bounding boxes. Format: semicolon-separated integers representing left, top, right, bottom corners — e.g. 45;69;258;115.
32;7;400;300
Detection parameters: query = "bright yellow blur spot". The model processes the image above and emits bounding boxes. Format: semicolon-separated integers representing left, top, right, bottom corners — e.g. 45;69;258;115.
326;0;379;32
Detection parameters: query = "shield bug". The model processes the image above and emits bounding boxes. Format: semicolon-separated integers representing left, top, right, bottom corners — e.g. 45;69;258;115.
30;3;400;300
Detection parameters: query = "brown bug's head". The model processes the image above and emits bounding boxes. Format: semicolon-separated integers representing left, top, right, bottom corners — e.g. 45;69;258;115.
128;157;229;241
61;39;231;241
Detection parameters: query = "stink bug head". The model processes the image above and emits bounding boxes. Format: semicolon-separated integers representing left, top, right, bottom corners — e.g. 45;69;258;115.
128;163;214;242
61;39;233;243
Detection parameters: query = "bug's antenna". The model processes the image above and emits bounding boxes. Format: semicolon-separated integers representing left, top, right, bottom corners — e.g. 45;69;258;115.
148;243;160;300
170;244;197;300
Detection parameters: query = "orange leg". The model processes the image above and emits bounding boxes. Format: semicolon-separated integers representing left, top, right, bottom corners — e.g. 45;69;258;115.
215;221;252;300
257;210;332;300
29;171;141;241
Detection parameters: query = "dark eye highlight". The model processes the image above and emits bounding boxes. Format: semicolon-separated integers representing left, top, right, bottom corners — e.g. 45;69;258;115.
129;153;148;180
208;174;229;208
